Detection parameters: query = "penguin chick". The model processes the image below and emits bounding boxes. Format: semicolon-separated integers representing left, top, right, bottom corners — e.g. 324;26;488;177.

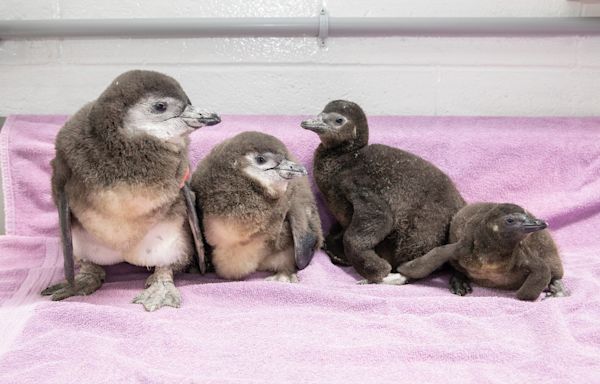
301;100;465;284
191;131;323;283
41;69;221;311
398;203;568;301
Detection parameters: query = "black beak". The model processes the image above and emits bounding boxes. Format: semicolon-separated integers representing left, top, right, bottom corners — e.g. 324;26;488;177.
300;118;330;134
522;218;548;233
199;113;221;126
181;105;221;128
273;159;308;180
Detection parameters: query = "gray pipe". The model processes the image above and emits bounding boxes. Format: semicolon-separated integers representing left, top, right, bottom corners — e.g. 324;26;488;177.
329;17;600;36
0;18;318;38
0;17;599;39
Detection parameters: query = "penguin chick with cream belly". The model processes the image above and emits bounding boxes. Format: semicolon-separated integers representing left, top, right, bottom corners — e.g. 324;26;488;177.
398;203;568;301
42;70;221;311
302;100;466;284
191;132;323;282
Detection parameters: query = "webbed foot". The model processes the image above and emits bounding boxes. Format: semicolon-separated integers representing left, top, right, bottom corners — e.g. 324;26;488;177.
41;263;105;301
449;273;472;296
357;272;408;285
543;279;569;299
265;272;298;283
133;267;181;311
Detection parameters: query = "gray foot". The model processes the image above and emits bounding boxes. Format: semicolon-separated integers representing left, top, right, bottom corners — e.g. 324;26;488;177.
133;281;181;311
543;279;569;299
265;272;298;283
449;273;472;296
41;264;105;301
132;267;181;311
357;273;408;285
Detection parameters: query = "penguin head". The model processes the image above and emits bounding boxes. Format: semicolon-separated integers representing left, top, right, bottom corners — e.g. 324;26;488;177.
482;203;548;245
301;100;368;149
220;132;308;198
89;70;220;145
241;151;307;195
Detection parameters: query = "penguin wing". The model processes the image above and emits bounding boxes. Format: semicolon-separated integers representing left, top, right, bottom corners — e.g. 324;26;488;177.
288;202;320;270
182;182;206;274
51;154;75;285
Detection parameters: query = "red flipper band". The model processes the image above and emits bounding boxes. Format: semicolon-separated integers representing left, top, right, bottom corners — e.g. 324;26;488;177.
179;166;191;188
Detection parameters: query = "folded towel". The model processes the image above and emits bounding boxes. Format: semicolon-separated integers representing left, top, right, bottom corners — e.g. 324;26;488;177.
1;114;599;383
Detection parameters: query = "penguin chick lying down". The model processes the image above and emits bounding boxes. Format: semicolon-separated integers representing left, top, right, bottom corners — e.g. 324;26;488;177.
398;203;568;301
42;69;220;311
191;132;323;283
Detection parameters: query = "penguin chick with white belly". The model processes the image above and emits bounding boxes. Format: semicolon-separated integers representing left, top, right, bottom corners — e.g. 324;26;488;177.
191;132;323;282
42;70;221;311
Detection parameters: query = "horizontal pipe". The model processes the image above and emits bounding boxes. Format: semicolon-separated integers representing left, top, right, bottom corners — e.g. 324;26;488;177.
0;17;599;39
0;18;318;38
330;17;600;37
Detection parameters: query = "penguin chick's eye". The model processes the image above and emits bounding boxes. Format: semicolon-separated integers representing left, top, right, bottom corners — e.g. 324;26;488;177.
335;118;344;125
152;102;168;113
505;217;515;225
256;155;267;165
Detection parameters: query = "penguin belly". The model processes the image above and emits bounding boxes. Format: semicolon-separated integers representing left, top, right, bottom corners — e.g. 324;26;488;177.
204;215;279;280
70;184;189;267
455;259;526;290
72;217;189;267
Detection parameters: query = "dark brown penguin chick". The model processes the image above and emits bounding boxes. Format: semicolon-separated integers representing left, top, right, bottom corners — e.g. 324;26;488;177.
301;100;465;284
398;203;568;301
191;132;323;282
41;69;221;311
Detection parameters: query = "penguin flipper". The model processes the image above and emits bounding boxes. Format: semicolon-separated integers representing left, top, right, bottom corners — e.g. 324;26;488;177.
182;182;206;274
288;208;318;270
58;190;75;285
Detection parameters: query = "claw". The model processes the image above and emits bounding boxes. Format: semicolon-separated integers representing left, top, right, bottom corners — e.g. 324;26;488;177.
41;282;70;296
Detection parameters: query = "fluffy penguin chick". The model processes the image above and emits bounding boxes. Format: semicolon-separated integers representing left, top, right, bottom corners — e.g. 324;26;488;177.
302;100;465;284
398;203;568;301
42;70;221;311
191;132;323;283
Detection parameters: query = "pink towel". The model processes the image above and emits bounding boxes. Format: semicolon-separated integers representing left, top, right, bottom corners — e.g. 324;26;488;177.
1;114;599;383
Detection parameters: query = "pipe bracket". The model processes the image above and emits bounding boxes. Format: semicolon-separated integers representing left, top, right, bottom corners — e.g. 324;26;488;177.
318;8;329;47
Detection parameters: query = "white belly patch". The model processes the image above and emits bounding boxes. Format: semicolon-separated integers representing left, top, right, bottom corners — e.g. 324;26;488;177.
125;218;188;267
73;225;123;265
73;218;189;267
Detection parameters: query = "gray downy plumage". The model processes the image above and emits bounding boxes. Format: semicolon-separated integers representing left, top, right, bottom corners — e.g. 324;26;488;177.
302;100;466;284
41;69;221;311
190;131;323;283
398;203;568;301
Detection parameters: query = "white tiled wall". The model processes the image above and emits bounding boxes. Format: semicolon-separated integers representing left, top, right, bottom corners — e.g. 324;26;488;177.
0;0;599;116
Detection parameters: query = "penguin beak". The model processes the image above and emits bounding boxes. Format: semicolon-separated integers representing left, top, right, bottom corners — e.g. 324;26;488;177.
301;118;330;134
521;218;548;233
273;159;308;180
181;105;221;128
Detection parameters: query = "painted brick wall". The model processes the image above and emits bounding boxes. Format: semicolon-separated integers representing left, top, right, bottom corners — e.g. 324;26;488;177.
0;0;599;116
